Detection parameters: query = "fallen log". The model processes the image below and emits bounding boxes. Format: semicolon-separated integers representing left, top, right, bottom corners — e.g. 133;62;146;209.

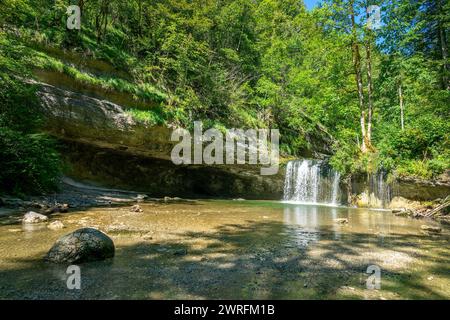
423;198;450;217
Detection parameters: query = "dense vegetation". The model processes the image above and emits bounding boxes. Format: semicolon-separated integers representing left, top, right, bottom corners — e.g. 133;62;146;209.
0;47;60;194
0;0;448;194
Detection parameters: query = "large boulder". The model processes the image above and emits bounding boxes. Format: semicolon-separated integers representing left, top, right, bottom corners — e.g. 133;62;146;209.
23;211;49;224
45;228;115;264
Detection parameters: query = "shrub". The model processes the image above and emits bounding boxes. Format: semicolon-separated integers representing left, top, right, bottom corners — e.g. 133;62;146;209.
0;127;61;195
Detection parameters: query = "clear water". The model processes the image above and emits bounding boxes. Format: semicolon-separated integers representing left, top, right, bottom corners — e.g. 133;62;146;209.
0;200;449;299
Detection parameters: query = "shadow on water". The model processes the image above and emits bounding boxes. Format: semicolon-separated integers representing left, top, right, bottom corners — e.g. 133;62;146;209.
0;209;449;299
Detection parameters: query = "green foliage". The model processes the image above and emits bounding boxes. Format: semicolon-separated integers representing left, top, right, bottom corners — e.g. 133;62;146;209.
126;108;165;126
0;127;61;195
0;0;448;183
0;37;61;195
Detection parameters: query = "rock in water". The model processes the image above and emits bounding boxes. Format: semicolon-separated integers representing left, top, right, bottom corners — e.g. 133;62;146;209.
129;204;143;212
45;228;115;263
45;203;70;214
334;218;349;224
23;211;49;224
163;196;182;203
421;225;442;233
393;209;411;217
47;220;65;230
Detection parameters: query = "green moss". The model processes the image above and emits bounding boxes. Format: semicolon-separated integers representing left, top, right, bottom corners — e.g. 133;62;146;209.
125;108;166;126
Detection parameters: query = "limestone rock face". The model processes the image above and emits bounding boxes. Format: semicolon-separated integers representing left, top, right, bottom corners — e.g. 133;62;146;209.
45;228;115;264
61;140;286;200
34;80;174;161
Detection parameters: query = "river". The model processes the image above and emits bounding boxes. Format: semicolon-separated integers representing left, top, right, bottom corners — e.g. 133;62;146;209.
0;200;449;299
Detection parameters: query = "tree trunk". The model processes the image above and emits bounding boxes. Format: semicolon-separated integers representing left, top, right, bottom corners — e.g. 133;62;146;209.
398;83;405;131
365;7;374;146
138;0;143;36
95;13;101;42
438;0;449;90
350;0;367;153
438;22;449;90
78;0;85;16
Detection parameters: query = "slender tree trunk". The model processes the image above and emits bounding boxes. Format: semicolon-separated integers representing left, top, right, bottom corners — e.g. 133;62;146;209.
103;11;108;37
102;1;108;38
78;0;85;16
95;13;101;42
437;0;449;90
438;23;449;90
350;0;367;153
138;0;143;36
398;83;405;130
365;6;374;146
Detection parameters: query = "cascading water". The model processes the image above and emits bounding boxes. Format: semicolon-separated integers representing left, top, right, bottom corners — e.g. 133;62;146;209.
331;170;340;205
366;170;395;207
283;159;342;205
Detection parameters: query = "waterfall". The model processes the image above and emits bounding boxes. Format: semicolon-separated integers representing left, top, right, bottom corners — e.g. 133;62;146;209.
331;170;340;205
367;170;394;207
283;159;342;205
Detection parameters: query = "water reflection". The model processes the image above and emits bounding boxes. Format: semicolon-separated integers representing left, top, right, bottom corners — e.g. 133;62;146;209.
283;205;324;247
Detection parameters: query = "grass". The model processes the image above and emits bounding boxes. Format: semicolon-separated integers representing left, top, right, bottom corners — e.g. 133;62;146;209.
30;51;168;103
1;32;168;104
125;108;166;126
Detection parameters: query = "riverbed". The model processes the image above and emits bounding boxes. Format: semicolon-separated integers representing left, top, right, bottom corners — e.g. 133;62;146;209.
0;200;449;299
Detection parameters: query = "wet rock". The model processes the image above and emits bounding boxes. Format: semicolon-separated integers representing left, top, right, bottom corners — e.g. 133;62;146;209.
393;209;411;217
135;194;148;202
23;211;49;224
45;228;115;264
163;196;182;203
59;204;69;213
421;225;442;233
334;218;349;224
129;204;143;213
47;220;65;230
45;204;69;214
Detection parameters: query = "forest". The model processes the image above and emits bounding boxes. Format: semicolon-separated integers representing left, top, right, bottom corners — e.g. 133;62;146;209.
0;0;449;194
1;0;450;302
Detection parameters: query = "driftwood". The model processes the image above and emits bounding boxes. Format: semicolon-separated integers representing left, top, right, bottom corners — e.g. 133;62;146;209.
423;196;450;217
